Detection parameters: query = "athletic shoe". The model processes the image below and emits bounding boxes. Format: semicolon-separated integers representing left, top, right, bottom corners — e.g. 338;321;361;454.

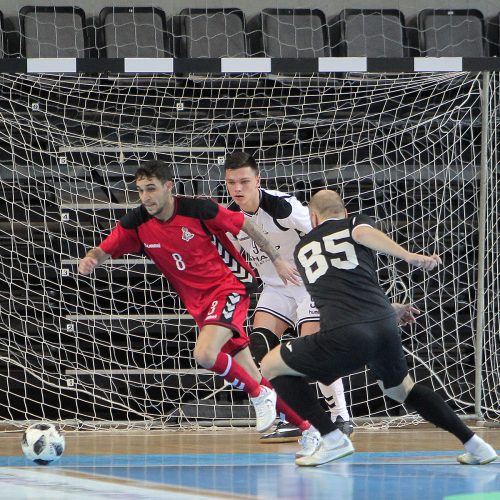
333;415;354;437
457;442;498;465
296;434;354;466
296;426;322;458
250;386;277;433
260;421;302;443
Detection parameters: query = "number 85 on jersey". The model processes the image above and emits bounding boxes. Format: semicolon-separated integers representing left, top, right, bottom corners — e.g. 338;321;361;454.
296;229;359;284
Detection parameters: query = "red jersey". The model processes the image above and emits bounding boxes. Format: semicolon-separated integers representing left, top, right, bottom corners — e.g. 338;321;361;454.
99;197;257;320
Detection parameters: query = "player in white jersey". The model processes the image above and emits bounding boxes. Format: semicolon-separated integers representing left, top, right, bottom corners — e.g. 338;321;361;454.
224;151;353;442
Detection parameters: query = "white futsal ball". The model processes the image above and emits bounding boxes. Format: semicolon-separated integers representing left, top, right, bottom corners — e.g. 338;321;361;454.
21;423;65;465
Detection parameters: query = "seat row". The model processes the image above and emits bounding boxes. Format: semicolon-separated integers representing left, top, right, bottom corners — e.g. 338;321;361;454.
0;6;493;59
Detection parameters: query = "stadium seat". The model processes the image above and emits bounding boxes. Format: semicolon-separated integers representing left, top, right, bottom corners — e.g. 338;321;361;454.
177;8;247;58
418;9;486;56
339;9;408;57
251;8;329;57
19;6;88;58
99;6;172;58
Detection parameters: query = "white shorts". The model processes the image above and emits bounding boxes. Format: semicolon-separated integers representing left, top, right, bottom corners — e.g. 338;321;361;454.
255;284;319;330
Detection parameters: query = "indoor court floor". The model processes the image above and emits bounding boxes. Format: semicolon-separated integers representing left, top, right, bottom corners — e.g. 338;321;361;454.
0;425;498;499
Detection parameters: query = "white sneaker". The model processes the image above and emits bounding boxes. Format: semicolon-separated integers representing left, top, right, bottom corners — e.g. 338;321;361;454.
296;427;321;458
457;442;498;465
250;386;277;433
296;434;354;467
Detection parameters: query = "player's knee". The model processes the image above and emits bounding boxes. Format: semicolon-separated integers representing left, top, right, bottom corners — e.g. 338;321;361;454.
249;327;280;366
193;345;218;369
378;374;415;403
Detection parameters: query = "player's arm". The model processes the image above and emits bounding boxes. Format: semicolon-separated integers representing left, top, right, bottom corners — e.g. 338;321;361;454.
78;247;111;275
242;218;301;286
351;225;442;271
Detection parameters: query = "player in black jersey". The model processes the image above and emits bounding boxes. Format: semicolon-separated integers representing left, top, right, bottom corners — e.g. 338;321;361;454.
261;189;498;467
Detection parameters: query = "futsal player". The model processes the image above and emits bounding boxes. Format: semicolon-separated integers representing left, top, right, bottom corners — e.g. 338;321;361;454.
78;160;311;437
224;151;353;446
261;189;498;466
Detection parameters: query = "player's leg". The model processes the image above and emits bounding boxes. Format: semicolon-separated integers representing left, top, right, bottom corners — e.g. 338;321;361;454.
251;288;307;441
250;286;294;367
234;346;311;432
299;319;353;437
371;318;498;466
297;292;354;437
193;291;278;432
194;324;277;432
262;328;365;465
251;312;288;366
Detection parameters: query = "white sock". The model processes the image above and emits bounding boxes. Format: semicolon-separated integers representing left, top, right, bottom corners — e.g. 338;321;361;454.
318;379;350;421
464;434;485;454
322;428;344;445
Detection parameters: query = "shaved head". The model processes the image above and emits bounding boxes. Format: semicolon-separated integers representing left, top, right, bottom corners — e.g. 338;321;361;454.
309;190;345;221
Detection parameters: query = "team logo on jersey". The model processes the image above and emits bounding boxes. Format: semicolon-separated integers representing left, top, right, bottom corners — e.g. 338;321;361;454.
182;227;194;242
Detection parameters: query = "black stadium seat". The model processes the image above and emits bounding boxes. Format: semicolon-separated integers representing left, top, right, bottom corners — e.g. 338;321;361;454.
177;8;248;58
99;6;172;58
339;9;408;57
253;8;329;57
19;6;88;58
418;9;486;57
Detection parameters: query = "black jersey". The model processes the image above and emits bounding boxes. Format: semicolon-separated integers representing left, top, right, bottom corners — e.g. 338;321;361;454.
293;213;394;329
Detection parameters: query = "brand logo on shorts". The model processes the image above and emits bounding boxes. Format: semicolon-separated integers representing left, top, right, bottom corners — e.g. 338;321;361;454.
182;227;194;241
221;293;240;320
286;342;293;352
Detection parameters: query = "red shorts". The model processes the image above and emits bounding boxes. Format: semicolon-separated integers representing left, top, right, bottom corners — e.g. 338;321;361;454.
192;289;250;357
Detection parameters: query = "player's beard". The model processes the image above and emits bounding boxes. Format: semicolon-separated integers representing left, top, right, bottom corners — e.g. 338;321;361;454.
144;203;162;217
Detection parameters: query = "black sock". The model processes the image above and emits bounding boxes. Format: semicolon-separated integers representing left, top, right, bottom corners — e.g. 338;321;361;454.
270;375;337;435
404;383;474;444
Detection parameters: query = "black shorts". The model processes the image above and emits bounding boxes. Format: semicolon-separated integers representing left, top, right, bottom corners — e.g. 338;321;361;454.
280;315;408;389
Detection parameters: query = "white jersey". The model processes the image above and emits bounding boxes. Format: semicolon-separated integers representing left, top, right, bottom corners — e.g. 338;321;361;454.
228;188;312;288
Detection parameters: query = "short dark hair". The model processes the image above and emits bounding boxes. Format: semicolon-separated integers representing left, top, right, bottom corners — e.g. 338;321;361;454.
135;160;174;183
224;151;258;174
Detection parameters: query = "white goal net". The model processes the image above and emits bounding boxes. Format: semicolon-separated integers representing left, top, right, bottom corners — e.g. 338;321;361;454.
0;69;498;429
0;3;498;429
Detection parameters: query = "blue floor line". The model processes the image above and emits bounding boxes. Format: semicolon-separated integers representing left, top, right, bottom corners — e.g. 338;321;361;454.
1;450;497;500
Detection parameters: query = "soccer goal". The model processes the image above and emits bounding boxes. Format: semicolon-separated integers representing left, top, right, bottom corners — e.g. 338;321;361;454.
0;6;498;430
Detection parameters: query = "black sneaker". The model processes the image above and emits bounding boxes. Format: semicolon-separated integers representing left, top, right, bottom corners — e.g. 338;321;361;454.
259;421;302;443
333;416;354;437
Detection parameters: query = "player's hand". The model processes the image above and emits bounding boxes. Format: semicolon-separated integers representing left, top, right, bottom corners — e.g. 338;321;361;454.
406;253;442;271
78;256;98;275
392;303;421;326
273;258;302;286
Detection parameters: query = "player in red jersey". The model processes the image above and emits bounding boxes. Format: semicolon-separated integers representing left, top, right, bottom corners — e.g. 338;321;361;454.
78;160;313;436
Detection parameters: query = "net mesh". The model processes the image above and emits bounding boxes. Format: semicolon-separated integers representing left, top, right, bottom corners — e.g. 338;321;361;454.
0;69;498;429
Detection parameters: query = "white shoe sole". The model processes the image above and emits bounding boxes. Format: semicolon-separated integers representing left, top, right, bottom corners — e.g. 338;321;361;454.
295;440;355;466
457;453;498;465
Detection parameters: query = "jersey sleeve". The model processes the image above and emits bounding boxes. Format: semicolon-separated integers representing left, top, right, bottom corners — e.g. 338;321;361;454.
203;201;245;236
350;213;377;232
276;196;312;234
99;223;142;259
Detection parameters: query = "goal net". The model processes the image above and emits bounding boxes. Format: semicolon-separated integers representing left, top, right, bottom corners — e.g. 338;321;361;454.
0;3;498;429
0;69;498;430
